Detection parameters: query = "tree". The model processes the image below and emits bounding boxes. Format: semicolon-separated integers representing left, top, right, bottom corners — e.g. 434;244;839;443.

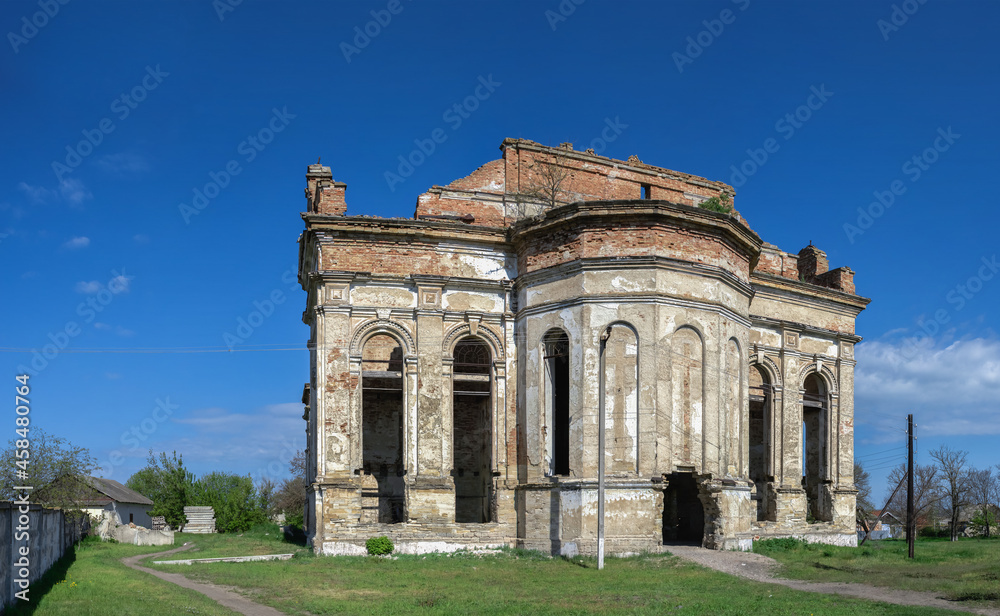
0;428;96;509
190;472;268;533
126;451;194;529
509;157;570;220
929;446;972;541
967;467;999;538
273;450;307;528
854;461;875;529
886;462;941;531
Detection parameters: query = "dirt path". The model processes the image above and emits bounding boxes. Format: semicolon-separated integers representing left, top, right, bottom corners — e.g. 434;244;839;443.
665;545;1000;616
121;543;288;616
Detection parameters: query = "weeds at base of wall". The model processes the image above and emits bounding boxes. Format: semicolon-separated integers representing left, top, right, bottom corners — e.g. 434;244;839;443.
366;535;394;556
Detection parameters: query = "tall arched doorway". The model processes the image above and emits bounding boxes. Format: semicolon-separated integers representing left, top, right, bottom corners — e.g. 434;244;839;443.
452;338;493;523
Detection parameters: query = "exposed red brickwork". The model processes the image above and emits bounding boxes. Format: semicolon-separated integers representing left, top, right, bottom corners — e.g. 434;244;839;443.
816;267;856;294
797;245;830;283
503;140;729;210
413;159;507;226
517;216;752;284
753;243;856;295
409;140;735;228
307;138;860;297
754;244;800;281
306;163;348;215
321;234;505;279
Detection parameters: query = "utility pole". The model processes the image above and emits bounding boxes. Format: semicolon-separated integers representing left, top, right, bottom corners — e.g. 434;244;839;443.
907;413;915;559
597;327;610;570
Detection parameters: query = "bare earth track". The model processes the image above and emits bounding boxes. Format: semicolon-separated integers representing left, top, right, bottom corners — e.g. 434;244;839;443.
121;544;287;616
666;545;1000;616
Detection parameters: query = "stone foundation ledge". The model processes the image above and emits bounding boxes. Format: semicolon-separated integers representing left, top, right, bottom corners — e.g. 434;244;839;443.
750;529;858;548
518;537;661;557
319;539;511;556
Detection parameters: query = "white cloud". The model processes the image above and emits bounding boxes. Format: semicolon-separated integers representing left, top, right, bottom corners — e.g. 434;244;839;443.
856;336;1000;438
97;152;149;176
18;182;55;204
75;280;102;294
165;403;305;480
18;179;92;206
110;273;131;293
59;178;91;205
63;236;90;249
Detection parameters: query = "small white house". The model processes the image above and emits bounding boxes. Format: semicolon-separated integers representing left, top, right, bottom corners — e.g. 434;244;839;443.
77;476;154;528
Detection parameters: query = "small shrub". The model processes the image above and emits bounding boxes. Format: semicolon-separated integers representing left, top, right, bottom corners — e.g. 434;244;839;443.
698;194;732;214
366;535;394;556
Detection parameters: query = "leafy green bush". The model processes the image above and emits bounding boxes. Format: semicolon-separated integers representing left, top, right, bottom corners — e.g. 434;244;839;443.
366;536;394;556
698;193;733;214
189;471;269;533
285;510;304;530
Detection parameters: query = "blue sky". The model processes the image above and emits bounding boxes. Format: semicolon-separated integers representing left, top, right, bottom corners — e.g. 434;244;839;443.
2;0;998;497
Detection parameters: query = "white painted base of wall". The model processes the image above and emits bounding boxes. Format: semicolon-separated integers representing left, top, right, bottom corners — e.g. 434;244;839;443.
319;540;505;556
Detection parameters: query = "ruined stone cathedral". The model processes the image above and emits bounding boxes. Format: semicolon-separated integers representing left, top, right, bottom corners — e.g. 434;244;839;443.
296;138;869;555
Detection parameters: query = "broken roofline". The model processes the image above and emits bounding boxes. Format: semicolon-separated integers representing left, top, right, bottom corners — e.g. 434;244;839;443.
305;137;736;222
497;138;733;193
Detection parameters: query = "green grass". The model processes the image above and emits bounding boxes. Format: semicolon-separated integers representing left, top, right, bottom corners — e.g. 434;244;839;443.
755;536;1000;609
16;530;988;615
148;542;961;616
5;536;239;615
167;522;308;560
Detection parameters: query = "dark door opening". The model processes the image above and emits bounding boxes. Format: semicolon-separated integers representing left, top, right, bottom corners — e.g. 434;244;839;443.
453;339;493;523
662;472;705;545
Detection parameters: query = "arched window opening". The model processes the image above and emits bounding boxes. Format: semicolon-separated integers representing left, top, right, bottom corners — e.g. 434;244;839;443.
802;373;830;522
544;331;571;476
453;339;493;523
362;334;406;523
749;365;773;522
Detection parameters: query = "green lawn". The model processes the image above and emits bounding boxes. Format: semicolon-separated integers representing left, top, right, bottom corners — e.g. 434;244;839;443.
166;526;310;561
5;536;240;616
141;530;961;616
755;537;1000;609
12;527;988;616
